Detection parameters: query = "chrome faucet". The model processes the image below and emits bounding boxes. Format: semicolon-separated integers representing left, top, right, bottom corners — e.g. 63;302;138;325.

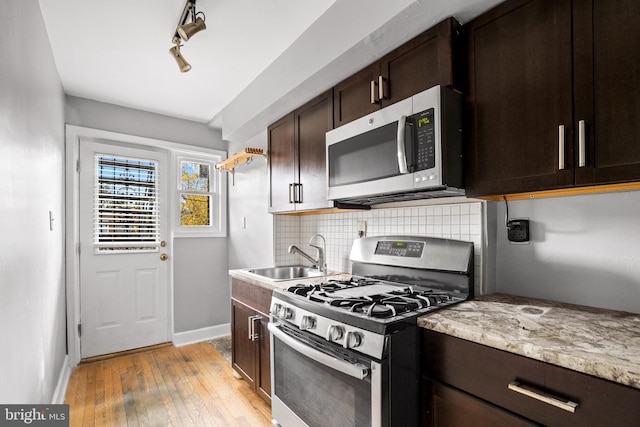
288;234;327;273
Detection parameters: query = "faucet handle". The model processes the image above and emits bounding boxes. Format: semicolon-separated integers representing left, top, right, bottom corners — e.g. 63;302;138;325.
309;234;326;245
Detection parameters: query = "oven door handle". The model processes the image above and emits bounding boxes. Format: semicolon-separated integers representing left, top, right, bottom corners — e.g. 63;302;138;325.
268;322;370;380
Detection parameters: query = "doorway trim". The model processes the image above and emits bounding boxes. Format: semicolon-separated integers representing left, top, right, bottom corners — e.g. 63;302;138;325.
65;125;227;367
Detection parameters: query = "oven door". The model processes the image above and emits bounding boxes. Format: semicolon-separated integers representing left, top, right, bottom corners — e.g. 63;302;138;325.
269;321;382;427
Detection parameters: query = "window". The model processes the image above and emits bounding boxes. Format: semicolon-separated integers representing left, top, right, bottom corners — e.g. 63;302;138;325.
174;153;226;237
180;160;212;226
94;155;160;253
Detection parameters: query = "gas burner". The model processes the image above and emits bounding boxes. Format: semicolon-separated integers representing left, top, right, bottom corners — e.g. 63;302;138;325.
285;278;459;319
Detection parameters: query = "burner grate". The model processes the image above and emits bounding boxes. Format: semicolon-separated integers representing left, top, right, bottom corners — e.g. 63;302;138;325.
285;280;457;319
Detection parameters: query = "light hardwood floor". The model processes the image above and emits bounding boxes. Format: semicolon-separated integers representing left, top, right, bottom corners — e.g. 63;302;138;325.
65;342;272;427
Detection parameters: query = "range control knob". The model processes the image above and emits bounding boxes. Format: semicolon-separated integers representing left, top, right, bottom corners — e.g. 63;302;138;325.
279;306;294;320
326;325;345;342
300;315;317;330
344;331;363;349
270;303;282;317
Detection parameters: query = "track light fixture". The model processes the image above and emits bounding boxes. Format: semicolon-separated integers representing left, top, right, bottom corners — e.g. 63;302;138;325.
169;44;191;73
170;0;206;73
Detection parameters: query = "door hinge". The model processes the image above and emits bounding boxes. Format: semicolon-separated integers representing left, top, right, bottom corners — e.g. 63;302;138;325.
77;323;81;337
76;242;81;255
76;159;80;172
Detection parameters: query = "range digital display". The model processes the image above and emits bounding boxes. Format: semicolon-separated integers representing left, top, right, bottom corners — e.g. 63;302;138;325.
374;241;424;257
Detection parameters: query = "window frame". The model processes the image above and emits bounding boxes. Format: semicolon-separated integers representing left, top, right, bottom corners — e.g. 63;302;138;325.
172;150;227;238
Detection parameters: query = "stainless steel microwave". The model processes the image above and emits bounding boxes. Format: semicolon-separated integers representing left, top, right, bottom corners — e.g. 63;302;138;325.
326;85;464;205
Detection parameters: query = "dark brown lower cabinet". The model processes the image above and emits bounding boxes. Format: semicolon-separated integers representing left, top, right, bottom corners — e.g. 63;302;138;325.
422;329;640;426
231;278;271;403
424;379;539;427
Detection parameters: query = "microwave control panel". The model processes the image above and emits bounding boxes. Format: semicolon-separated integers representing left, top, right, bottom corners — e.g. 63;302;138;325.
411;108;436;171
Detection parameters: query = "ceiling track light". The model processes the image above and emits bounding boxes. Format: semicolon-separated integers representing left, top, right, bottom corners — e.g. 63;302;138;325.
170;0;207;73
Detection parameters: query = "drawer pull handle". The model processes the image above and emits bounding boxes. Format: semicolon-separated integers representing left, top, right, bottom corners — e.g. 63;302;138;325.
508;381;578;413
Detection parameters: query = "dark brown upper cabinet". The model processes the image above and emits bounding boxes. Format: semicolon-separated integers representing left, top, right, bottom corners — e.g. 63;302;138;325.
573;0;640;186
465;0;640;197
268;90;334;213
333;17;460;128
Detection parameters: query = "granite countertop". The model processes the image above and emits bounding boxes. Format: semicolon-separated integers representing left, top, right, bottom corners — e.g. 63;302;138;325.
418;293;640;390
229;268;351;291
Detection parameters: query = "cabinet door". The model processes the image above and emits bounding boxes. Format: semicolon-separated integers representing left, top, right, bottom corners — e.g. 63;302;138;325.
464;0;574;197
333;63;380;127
296;90;334;211
425;380;539;427
268;113;296;213
380;17;457;107
256;315;271;402
231;299;256;386
574;0;640;185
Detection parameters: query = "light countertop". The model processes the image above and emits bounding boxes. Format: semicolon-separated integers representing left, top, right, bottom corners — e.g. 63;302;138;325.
228;268;350;291
418;293;640;390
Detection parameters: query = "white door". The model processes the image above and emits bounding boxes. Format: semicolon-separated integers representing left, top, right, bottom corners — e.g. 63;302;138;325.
79;140;170;358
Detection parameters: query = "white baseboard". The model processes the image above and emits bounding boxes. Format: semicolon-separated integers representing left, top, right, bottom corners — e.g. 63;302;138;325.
52;355;71;404
172;323;231;347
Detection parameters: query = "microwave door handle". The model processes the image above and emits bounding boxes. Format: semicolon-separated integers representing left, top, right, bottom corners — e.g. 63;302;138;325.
268;322;369;380
397;115;409;173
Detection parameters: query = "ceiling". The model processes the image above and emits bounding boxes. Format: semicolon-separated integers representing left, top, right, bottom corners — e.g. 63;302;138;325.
38;0;503;142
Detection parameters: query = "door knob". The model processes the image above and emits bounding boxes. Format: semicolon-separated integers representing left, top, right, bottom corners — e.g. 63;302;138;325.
160;253;168;261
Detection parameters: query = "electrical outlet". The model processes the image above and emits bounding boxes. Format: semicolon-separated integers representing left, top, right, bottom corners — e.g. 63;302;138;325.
357;220;367;238
507;219;530;243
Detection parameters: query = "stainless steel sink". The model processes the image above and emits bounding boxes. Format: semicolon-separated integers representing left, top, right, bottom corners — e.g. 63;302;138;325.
246;265;327;281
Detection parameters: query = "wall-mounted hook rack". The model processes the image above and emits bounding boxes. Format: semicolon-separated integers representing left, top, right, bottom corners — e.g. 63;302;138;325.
215;147;266;185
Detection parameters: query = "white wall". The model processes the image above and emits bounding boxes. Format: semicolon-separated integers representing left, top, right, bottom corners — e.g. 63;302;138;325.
493;191;640;313
0;0;67;403
227;131;274;270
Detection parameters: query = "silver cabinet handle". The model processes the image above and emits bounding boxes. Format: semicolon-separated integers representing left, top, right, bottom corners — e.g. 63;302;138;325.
249;315;261;341
297;183;303;203
558;125;565;170
288;183;294;204
378;75;385;100
578;120;586;167
370;80;378;104
269;322;369;380
397;115;409;173
508;381;578;413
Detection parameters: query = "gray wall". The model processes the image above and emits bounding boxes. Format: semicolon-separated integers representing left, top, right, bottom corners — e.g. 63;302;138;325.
493;191;640;313
66;96;231;334
0;0;67;403
227;131;274;270
173;238;229;332
66;96;225;151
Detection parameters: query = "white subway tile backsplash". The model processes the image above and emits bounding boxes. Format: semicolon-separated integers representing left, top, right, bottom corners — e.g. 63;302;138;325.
274;201;485;295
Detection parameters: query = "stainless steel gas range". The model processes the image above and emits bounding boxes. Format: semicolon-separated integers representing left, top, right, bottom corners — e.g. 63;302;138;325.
268;235;474;427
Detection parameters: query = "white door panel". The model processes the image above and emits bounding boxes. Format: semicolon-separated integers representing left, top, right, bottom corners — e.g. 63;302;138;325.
79;140;169;358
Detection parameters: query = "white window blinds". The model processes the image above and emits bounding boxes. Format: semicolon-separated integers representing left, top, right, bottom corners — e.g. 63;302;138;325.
94;155;160;252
